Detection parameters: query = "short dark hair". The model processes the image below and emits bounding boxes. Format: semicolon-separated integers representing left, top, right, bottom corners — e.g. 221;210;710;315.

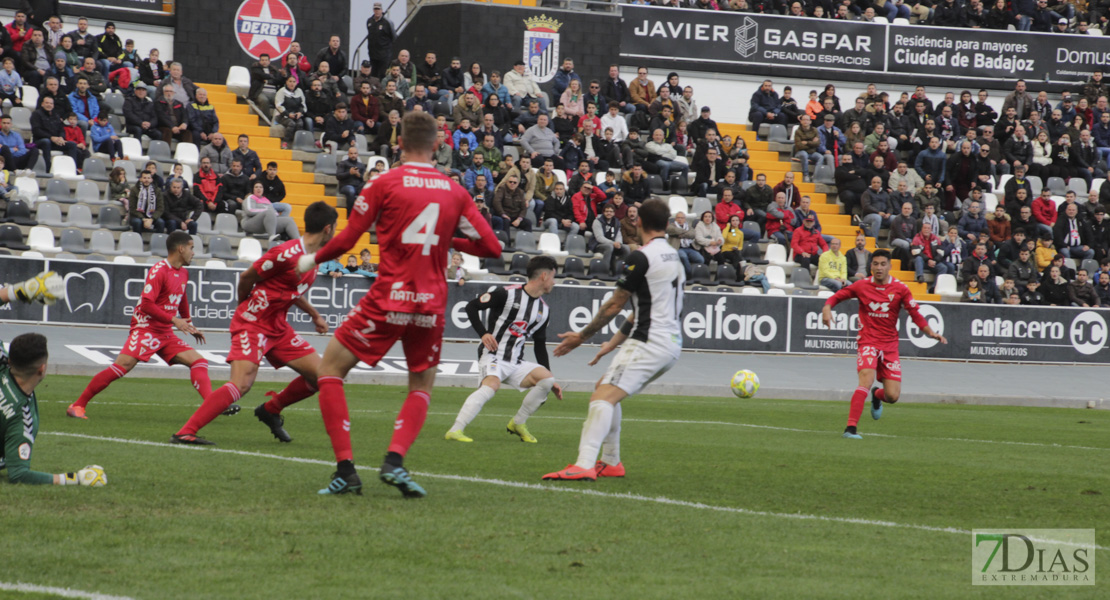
266;161;277;169
334;102;348;111
166;230;192;254
638;198;670;232
526;255;557;279
7;333;48;378
872;248;892;263
303;201;338;234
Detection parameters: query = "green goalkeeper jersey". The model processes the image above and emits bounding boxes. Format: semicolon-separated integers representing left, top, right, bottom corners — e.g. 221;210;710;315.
0;362;51;484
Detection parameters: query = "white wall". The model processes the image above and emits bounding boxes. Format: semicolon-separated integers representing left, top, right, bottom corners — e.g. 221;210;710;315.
0;10;175;62
620;67;1022;127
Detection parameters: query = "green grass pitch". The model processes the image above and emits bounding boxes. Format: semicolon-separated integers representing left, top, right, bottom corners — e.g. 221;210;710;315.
1;375;1108;599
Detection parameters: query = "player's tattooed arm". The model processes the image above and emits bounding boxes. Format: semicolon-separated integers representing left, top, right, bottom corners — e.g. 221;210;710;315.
555;288;631;357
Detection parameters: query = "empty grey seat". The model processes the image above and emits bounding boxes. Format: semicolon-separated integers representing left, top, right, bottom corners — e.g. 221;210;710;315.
45;179;75;203
118;231;151;256
214;213;244;237
195;212;213;235
314;153;337;174
65;203;97;228
148;140;173;163
514;230;540;254
813;164;835;184
98;205;129;231
565;234;593;258
88;230;120;255
84;158;110;182
9;106;31;131
293;130;321;153
149;232;169;257
191;234;210;259
791;267;819;290
59;228;89;254
34;202;63;226
102;92;124;114
76;180;106;205
768;124;789;142
208;235;237;260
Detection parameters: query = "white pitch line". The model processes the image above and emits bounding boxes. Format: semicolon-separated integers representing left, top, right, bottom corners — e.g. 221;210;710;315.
41;432;1110;551
39;399;1110;453
0;581;135;600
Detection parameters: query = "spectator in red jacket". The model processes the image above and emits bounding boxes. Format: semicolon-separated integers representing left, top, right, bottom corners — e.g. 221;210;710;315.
1032;188;1058;231
349;80;380;135
772;171;802;208
714;188;744;230
570;180;600;230
6;11;35;54
791;211;829;270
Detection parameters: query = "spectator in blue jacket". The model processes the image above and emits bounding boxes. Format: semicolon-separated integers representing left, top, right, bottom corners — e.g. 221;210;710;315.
463;152;493;190
915;136;948;186
67;77;99;129
480;71;512;106
0;57;23;107
551;58;580;99
957;199;990;242
89;113;123;161
817;114;846;157
749;80;786;126
187;88;220;145
0;114;39;172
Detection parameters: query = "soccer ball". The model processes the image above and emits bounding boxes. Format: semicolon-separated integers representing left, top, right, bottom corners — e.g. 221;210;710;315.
730;370;760;399
78;465;107;487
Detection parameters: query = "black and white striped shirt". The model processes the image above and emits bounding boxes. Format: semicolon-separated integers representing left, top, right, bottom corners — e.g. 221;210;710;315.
466;285;551;367
616;237;685;346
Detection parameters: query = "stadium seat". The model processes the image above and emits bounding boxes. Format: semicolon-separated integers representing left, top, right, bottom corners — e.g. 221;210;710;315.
503;146;520;162
817;290;834;298
742;241;766;265
98;205;128;231
191;235;210;259
459;252;487;274
690;197;713;219
495;229;511;250
934;274;958;295
741;286;762;295
237;237;263;262
45;179;75;203
0;224;28;250
764;243;793;267
34;202;63;227
1081;258;1100;277
149;233;169;257
742;222;761;241
195;212;213;235
561;278;581;285
89;230;120;255
553;169;567;186
205;259;228;269
214;213;245;238
765;265;794;289
314;153;337;174
21;250;43;258
514;230;540;254
537;232;567;257
2;199;35;225
1027;175;1043;195
208;235;237;260
83;158;110;182
119;160;138;182
996;174;1012;191
9;106;30;131
51;155;83;181
120;138;148;162
20;85;37;109
506;253;530;275
32;153;47;177
892;17;910;25
1094;179;1106;195
1046;177;1066;196
668;196;687;216
146;255;163;264
174;143;200;169
15;177;42;204
59;228;89;254
669;173;689;196
102;91;125;114
766;288;787;296
767;124;789;143
648;174;664;194
434;100;451;118
813;163;836;184
28;226;59;252
873;15;889;23
983;194;998;213
65;204;97;229
76;180;107;205
565;233;593;258
791;267;819;290
148;140;173;164
113;255;136;264
483;256;506;274
586;258;612;279
118;231;150;257
293;130;322;153
561;256;586;278
226;66;251;98
688;263;711;284
715;264;738;284
1067;178;1088;195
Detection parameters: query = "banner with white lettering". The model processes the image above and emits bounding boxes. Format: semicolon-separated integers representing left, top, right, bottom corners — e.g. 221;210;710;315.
621;5;1110;83
2;256;1107;364
621;5;883;74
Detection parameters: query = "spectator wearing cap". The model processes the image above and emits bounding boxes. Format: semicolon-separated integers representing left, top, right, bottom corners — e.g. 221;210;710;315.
96;22;125;74
352;60;381;96
123;84;160;140
366;2;395;79
791;211;828;270
504;60;548;112
687;106;717;145
45;51;72;94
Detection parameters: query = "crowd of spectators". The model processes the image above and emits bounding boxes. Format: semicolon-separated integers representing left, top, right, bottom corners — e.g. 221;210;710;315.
637;0;1106;34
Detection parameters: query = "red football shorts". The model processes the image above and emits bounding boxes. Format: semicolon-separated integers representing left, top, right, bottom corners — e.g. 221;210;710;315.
334;306;444;373
856;345;902;382
226;325;316;369
120;328;194;363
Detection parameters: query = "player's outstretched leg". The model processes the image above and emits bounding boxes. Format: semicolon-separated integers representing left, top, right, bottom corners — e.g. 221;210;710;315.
255;372;318;443
380;388;431;498
595;402;625;477
506;372;554;444
544;390;624;481
843;386;869;439
171;382;240;445
69;357;135;418
446;378;500;442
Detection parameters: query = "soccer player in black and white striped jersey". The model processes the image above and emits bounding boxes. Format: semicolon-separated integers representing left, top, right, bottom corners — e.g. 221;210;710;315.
445;255;563;443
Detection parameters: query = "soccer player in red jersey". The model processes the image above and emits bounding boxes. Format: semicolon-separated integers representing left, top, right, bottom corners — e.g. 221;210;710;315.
296;112;501;497
170;202;339;445
821;249;947;439
68;232;211;419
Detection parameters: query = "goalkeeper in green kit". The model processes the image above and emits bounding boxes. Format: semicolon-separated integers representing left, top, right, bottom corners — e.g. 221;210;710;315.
1;271;107;486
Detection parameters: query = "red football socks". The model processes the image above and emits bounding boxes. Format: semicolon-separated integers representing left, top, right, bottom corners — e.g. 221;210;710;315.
73;364;126;408
847;386;868;427
263;376;317;415
387;391;430;457
317;376;353;462
177;382;239;436
190;360;212;400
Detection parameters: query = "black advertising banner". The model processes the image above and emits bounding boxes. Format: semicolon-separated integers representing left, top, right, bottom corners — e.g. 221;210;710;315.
621;4;1110;83
2;256;1108;363
621;5;884;74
